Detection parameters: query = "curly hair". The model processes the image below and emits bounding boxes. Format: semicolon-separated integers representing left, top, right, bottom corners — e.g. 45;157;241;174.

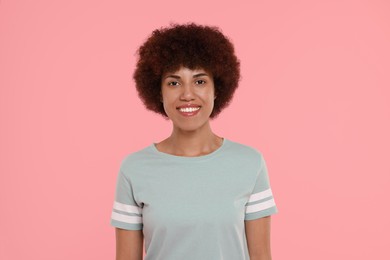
133;23;241;119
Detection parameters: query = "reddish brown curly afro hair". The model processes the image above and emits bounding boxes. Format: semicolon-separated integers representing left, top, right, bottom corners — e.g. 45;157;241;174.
133;23;241;119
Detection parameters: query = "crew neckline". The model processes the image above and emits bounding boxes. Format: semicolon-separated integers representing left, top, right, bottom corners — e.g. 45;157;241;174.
150;138;230;162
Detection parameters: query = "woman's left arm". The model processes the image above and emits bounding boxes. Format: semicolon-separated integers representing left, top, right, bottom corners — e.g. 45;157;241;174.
245;216;272;260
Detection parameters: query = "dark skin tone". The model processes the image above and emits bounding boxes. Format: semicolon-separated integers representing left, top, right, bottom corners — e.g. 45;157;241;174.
115;67;272;260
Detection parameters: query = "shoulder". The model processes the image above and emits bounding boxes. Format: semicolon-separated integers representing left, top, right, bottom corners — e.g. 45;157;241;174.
119;144;155;175
226;139;264;160
224;139;266;169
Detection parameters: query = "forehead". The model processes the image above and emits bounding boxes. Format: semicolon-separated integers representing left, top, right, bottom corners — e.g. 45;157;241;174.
162;66;212;77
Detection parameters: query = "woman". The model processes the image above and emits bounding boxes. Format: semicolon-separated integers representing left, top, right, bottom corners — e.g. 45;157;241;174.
110;23;278;260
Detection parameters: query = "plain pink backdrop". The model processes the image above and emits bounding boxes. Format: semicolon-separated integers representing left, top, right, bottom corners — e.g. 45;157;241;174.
1;0;389;259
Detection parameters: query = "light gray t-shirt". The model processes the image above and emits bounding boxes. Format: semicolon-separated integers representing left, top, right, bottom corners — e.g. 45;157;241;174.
110;138;278;260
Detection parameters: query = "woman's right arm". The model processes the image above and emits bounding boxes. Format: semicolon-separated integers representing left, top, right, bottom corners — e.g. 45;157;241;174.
115;228;144;260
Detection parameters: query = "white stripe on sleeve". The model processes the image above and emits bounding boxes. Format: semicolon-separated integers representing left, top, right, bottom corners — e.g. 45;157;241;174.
245;198;276;214
111;211;143;224
113;201;142;215
248;188;273;203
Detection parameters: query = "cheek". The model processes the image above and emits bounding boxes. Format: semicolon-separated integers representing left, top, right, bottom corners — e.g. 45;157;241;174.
161;93;179;115
201;90;215;105
161;89;175;103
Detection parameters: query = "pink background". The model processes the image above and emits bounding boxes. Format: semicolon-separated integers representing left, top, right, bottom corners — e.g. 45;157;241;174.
1;0;389;259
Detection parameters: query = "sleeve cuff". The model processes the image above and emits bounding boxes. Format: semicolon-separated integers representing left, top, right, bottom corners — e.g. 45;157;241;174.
110;219;143;230
244;206;278;221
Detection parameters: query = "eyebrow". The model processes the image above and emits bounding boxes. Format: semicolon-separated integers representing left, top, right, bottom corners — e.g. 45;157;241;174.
164;73;210;79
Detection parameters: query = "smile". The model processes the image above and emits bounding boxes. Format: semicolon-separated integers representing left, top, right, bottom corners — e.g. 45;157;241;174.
177;106;201;117
178;107;200;112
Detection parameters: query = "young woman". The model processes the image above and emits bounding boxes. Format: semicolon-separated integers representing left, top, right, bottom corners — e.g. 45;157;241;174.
110;23;278;260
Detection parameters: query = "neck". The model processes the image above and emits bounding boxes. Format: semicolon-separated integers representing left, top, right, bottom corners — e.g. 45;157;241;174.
163;121;223;157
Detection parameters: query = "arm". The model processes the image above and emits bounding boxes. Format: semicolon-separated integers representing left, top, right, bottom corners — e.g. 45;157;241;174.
245;216;272;260
115;228;144;260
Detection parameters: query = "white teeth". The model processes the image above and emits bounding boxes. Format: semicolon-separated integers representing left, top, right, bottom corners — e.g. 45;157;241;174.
179;107;200;113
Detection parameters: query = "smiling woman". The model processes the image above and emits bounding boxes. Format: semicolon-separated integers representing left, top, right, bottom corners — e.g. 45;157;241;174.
110;23;278;260
133;23;240;120
160;67;215;133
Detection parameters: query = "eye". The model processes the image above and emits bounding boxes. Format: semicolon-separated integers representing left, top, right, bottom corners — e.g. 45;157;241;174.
195;79;206;85
168;81;180;86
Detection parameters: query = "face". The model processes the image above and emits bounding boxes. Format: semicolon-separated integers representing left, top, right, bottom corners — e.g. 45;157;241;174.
161;66;216;132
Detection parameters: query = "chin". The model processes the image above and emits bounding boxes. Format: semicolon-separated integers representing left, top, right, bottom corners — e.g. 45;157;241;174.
174;124;202;132
172;119;210;132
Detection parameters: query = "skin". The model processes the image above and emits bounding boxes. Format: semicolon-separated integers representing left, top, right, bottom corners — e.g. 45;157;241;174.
115;66;272;259
157;66;222;156
245;216;272;260
115;228;143;260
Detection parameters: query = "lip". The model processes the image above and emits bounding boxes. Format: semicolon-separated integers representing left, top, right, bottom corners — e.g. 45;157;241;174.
177;107;201;117
176;104;201;109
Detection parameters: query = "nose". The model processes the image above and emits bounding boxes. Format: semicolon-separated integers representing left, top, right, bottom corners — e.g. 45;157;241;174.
179;83;195;101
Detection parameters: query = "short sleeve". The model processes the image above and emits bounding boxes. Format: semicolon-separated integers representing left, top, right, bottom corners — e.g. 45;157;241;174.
245;154;278;220
110;169;143;230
